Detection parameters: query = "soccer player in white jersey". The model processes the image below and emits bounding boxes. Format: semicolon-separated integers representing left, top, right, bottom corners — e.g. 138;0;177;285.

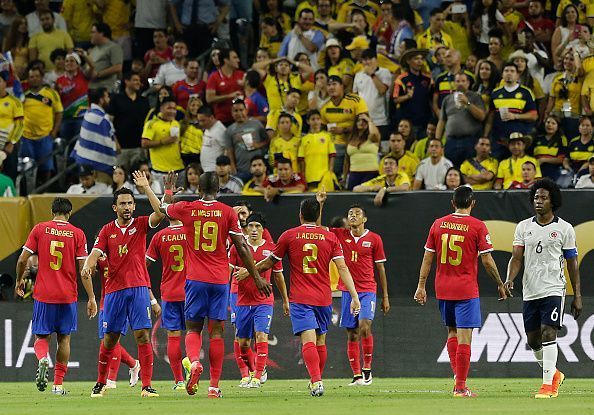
505;179;582;399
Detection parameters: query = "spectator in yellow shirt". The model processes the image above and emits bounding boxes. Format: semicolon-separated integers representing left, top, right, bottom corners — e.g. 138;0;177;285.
28;10;73;70
266;88;303;140
298;109;336;189
61;0;96;48
0;71;24;181
460;137;499;190
379;132;419;179
354;156;411;206
416;8;453;50
494;133;542;189
269;112;301;172
180;95;203;166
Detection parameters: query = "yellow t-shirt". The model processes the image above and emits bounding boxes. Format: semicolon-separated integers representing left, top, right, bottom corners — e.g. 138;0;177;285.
460;157;499;190
320;93;368;145
263;73;303;112
346;140;379;172
298;131;336;183
141;117;184;172
97;0;133;38
496;155;542;189
327;58;355;79
259;33;283;58
550;73;583;115
266;109;303;139
360;172;410;188
269;135;301;172
297;77;314;116
443;21;471;61
415;29;453;50
28;30;74;69
261;12;292;34
336;1;380;25
180;122;203;155
62;0;95;42
0;94;24;143
379;151;419;178
23;87;63;139
502;10;524;59
581;74;594;112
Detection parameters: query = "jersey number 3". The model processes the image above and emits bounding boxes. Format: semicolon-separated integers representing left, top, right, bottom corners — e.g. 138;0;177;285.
440;233;464;266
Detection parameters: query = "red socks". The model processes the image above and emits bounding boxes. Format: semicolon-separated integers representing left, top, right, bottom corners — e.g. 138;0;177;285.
209;338;224;388
455;343;471;390
362;335;373;370
317;345;327;376
137;343;153;388
53;362;67;385
119;344;137;368
302;342;321;383
347;341;361;376
97;342;115;384
107;343;122;381
167;336;184;383
185;331;202;363
255;342;268;380
240;346;255;372
234;340;249;378
447;337;458;376
34;338;49;360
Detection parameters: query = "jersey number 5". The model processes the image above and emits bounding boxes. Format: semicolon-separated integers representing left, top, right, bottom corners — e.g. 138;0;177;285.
49;240;64;270
193;221;218;252
303;243;318;274
440;233;464;266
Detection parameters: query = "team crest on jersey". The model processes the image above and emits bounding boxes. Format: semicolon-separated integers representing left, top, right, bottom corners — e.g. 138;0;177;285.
550;231;559;239
320;138;325;143
263;250;271;257
345;239;352;243
362;241;371;248
128;227;137;235
515;92;522;99
486;234;492;244
109;234;117;239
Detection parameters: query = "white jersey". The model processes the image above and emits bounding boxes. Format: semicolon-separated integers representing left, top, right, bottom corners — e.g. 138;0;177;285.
513;216;577;301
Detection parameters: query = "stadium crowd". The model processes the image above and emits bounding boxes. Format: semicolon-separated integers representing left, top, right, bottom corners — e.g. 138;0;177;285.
0;0;594;200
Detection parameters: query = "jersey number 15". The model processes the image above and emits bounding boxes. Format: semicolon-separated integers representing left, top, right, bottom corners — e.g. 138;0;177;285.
440;233;465;266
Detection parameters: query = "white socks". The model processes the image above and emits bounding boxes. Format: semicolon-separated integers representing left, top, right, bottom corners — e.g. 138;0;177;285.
542;341;558;385
532;348;543;368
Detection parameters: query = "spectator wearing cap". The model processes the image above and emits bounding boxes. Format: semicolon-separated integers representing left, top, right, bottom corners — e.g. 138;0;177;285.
416;8;452;51
0;150;16;196
141;96;184;185
55;51;95;140
0;71;24;181
25;0;67;37
345;35;369;73
352;48;391;140
321;74;369;180
494;133;542;189
206;48;244;126
225;98;269;182
323;38;355;90
484;62;538;160
436;72;486;167
197;105;227;173
278;8;324;70
172;58;205;110
215;155;243;194
393;48;434;139
262;157;307;202
575;156;594;188
243;70;269;124
71;87;115;184
28;10;73;70
507;49;546;109
66;166;109;194
413;138;453;190
88;23;123;91
266;88;303;141
43;48;66;87
153;40;188;89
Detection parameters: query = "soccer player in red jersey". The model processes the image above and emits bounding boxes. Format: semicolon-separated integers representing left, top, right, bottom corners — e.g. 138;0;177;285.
82;186;167;398
138;170;271;398
414;186;510;397
229;212;289;388
145;218;188;390
236;198;361;397
317;191;389;386
15;197;97;395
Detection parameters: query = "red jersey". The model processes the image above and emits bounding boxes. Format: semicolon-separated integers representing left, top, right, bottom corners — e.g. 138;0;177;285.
262;173;307;189
331;228;386;293
166;199;242;284
206;69;245;124
273;224;344;306
93;216;153;295
229;239;282;306
424;213;493;300
144;47;173;78
23;220;88;304
172;79;206;110
98;256;108;310
146;225;187;302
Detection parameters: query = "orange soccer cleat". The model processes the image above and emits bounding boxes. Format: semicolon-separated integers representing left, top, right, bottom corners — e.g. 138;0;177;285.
534;384;555;399
453;388;476;398
551;370;565;397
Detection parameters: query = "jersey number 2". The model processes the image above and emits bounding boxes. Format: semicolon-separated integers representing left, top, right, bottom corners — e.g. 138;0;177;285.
49;240;64;270
440;233;464;266
303;243;318;274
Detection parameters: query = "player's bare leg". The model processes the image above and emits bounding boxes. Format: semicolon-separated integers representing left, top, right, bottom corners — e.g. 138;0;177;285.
346;327;363;385
52;334;70;395
446;327;458;382
300;329;324;397
166;330;185;390
33;334;50;392
453;328;475;398
359;319;373;385
92;332;121;397
133;328;158;397
207;319;225;398
529;326;563;398
184;320;204;396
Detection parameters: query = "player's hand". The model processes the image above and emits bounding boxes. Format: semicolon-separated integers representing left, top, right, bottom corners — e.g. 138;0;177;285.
350;296;361;316
414;287;427;305
255;276;273;297
503;280;514;294
381;296;390;314
87;298;98;319
234;267;249;281
282;301;290;316
571;295;582;319
498;283;512;301
316;185;327;205
152;302;162;319
164;171;184;194
14;279;25;298
132;170;150;188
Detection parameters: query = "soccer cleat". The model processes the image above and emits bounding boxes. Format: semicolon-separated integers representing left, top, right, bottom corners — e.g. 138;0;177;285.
247;378;261;388
362;369;373;385
552;370;565;397
105;379;117;389
90;382;106;398
260;368;268;384
129;360;140;387
534;384;554;399
36;357;49;392
207;387;223;398
239;377;251;388
51;385;67;395
186;361;203;396
140;386;159;397
173;381;185;390
182;357;192;381
310;381;325;397
453;388;476;398
348;375;364;386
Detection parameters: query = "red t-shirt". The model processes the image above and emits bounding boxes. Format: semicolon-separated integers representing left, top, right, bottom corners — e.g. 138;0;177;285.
93;216;153;295
98;255;108;310
229;239;282;306
166;199;242;285
144;47;173;78
206;69;245;124
23;220;88;304
331;228;386;293
424;213;493;300
228;228;275;293
262;173;307;189
272;224;344;306
146;225;187;302
172;79;206;110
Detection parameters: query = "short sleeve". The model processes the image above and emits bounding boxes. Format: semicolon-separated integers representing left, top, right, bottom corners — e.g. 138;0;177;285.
165;201;185;221
297;140;305;158
206;72;218;91
331;235;344;259
227;207;242;235
328;136;336;154
94;225;109;254
65;32;74;49
76;229;88;259
141;120;154;140
523;88;537;112
392;77;405;98
110;43;124;65
51;89;63;112
534;158;542;178
477;221;493;254
228;245;239;267
272;259;283;272
355;96;368;115
372;234;386;262
424;222;436;252
496;161;505;179
378;69;391;86
415;163;425;181
272;231;290;260
512;222;525;247
562;224;578;259
23;224;40;254
154;64;166;85
146;234;159;262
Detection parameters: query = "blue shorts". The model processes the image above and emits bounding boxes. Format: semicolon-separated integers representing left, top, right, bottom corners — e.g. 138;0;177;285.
438;298;482;329
162;300;186;331
97;310;128;339
229;292;238;324
340;291;376;329
103;287;152;334
289;303;333;335
235;304;274;339
32;300;77;335
523;295;565;332
185;280;229;322
19;136;54;172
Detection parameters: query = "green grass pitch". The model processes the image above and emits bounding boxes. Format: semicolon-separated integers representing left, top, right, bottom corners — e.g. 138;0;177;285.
2;378;594;415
